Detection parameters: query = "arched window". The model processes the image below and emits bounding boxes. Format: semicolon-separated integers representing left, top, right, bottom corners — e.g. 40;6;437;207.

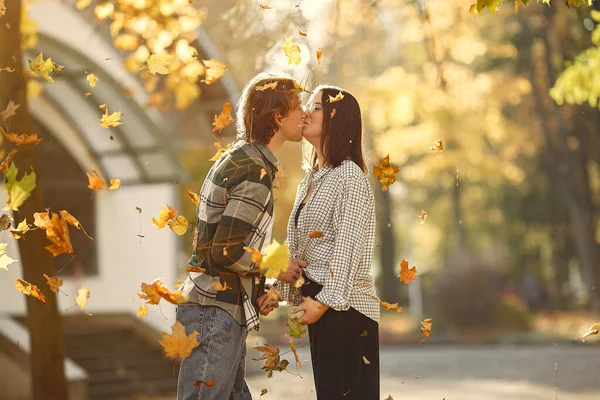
33;119;97;276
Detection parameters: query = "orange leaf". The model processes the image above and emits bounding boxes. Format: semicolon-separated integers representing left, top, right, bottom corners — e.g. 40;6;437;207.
159;321;199;360
420;318;432;338
0;101;20;121
244;246;263;265
109;178;121;190
429;139;443;156
188;190;200;207
87;170;106;190
308;231;324;239
209;142;233;162
152;205;177;229
202;59;227;85
212;102;234;132
43;273;63;293
151;278;188;304
298;29;307;36
137;304;148;317
0;149;17;173
381;301;403;314
187;266;206;273
316;48;323;65
59;210;92;239
15;279;46;303
212;281;230;292
33;211;74;256
373;155;399;192
286;334;302;367
419;209;427;224
259;4;272;9
1;130;43;146
138;282;161;305
194;380;217;387
398;259;418;284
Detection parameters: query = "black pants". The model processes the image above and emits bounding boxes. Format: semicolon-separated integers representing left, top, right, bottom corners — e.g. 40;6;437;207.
302;276;380;399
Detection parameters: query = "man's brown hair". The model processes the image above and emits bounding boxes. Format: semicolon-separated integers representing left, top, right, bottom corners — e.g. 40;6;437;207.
236;72;301;144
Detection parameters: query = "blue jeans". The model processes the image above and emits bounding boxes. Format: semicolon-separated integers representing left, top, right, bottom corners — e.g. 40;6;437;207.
176;304;251;400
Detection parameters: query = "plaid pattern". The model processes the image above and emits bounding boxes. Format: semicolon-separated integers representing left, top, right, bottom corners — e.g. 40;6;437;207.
277;160;380;323
181;140;279;331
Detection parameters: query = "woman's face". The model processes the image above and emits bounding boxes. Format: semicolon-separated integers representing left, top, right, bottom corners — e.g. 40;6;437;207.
302;91;324;148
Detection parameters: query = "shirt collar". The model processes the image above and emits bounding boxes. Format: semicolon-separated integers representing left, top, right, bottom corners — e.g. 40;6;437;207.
252;142;280;175
310;164;334;183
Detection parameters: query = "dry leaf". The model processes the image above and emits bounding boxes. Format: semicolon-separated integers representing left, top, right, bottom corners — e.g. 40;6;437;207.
1;130;43;146
0;214;11;231
253;343;289;377
308;231;324;239
330;109;336;119
255;82;278;91
266;286;281;303
0;0;6;17
429;139;444;155
381;301;403;314
373;155;399;192
212;102;234;132
187;266;206;273
293;275;305;288
282;36;301;66
10;218;30;240
202;59;227;84
244;246;263;265
87;170;106;190
287;334;302;367
362;356;371;364
209;142;233;162
152;205;177;229
159;321;199;360
0;100;19;121
33;211;75;256
0;243;17;271
259;4;272;9
99;109;122;128
419;209;427;224
151;278;188;304
0;149;17;173
582;323;600;341
316;48;323;65
188;190;200;207
298;29;307;36
261;240;289;279
43;274;63;293
138;282;161;305
398;259;418;284
260;388;268;396
76;286;91;311
420;318;432;338
212;281;230;291
28;52;56;83
194;380;217;387
137;304;148;317
147;53;173;75
14;279;46;303
328;91;344;103
86;74;98;88
167;215;189;236
109;178;121;190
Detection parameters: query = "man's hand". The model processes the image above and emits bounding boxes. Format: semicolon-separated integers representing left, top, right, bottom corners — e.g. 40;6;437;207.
277;258;307;284
257;291;279;316
291;296;329;325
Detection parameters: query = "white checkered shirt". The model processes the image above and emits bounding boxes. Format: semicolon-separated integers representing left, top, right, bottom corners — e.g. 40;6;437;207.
277;160;380;323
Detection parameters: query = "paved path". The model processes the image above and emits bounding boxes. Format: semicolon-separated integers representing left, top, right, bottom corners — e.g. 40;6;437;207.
245;344;600;400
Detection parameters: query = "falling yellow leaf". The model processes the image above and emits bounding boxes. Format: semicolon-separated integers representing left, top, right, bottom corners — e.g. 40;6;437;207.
582;323;600;341
255;82;278;91
147;53;173;75
113;34;139;51
1;129;42;146
0;243;17;271
152;205;177;229
244;246;263;265
76;286;91;311
0;0;6;16
174;79;200;109
260;4;272;9
28;52;56;83
282;36;301;66
429;139;444;156
261;240;289;279
168;215;189;236
10;218;30;240
174;278;185;288
109;178;121;190
399;259;418;284
209;142;233;162
159;321;199;360
373;155;399;192
87;170;106;190
4;162;36;212
316;48;323;65
419;210;427;224
328;91;344;103
202;59;227;84
86;74;98;88
138;282;161;305
381;301;403;314
188;190;200;207
212;102;234;132
0;100;19;121
42;274;63;293
286;334;302;367
212;281;230;291
420;318;432;338
137;304;148;317
27;80;44;99
99;109;122;128
14;279;46;303
260;388;268;396
150;278;188;304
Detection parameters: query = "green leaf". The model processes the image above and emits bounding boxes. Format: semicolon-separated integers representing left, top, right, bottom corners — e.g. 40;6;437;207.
286;313;306;339
4;162;36;212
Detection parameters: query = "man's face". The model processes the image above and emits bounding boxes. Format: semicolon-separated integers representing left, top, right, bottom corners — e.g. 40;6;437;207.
276;93;305;143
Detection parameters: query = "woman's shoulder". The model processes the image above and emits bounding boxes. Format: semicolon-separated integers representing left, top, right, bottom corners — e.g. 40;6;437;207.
332;160;368;181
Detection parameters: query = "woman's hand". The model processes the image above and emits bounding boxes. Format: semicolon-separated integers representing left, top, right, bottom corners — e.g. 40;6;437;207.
257;290;279;316
291;296;329;325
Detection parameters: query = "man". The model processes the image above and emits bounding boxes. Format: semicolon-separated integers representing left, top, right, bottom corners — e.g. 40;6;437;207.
177;72;307;400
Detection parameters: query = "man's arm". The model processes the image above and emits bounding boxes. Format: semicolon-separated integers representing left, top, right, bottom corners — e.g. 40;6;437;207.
210;164;272;275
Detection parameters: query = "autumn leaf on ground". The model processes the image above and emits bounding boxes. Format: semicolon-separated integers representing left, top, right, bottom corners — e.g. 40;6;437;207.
253;343;289;378
86;170;106;190
0;149;17;173
308;231;324;239
286;333;302;368
167;215;189;236
86;74;98;88
209;142;233;162
328;91;344;103
137;304;148;317
398;259;418;284
373;155;399;192
151;278;188;304
212;102;234;132
194;380;217;388
419;209;427;224
1;130;43;146
245;246;263;266
286;313;306;339
582;323;600;341
261;240;288;279
43;274;63;293
99;109;122;128
15;279;46;303
109;178;120;190
255;82;278;91
0;214;12;231
282;36;301;66
4;162;36;212
0;243;17;271
76;286;91;313
0;101;19;121
316;48;323;65
10;218;30;240
266;285;281;303
152;205;177;229
160;321;199;360
381;301;403;314
202;59;227;84
138;282;161;305
429;139;443;156
212;281;230;291
147;53;173;75
186;191;200;208
29;52;56;83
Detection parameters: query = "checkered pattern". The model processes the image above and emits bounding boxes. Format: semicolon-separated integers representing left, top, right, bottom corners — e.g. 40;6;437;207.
277;160;380;323
181;140;279;331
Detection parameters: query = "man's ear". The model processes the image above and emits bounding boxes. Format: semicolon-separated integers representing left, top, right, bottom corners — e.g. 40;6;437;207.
273;112;284;128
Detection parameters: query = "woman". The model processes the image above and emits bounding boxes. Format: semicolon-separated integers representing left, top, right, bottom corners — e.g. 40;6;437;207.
276;85;380;399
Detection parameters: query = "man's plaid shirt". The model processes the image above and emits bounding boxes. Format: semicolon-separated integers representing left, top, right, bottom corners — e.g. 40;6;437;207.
181;140;278;331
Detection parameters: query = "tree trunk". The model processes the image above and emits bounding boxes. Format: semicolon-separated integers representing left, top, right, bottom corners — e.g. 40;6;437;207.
0;1;69;398
376;188;403;303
